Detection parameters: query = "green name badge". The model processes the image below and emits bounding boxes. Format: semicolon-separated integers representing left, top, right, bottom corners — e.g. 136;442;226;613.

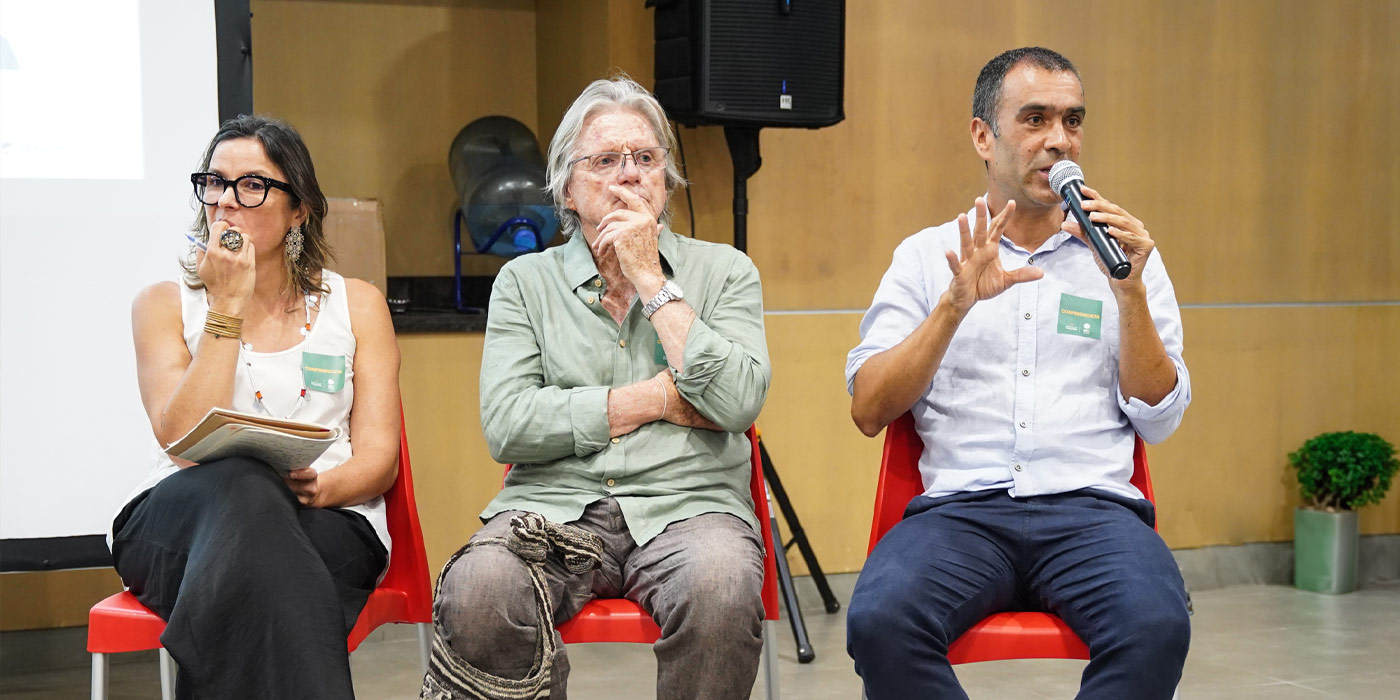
302;352;347;393
654;334;667;366
1057;293;1103;339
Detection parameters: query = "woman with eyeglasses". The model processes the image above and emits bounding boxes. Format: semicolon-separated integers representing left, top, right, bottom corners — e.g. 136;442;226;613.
422;77;771;700
112;114;401;699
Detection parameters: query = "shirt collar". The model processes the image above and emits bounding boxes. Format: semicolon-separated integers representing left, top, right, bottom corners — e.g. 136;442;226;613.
561;232;600;291
561;227;681;292
964;193;1081;257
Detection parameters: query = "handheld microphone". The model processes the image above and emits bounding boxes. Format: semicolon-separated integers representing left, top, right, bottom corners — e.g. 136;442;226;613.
1048;160;1131;280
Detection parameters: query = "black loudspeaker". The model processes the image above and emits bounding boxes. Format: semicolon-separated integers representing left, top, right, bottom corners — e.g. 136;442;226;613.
651;0;845;129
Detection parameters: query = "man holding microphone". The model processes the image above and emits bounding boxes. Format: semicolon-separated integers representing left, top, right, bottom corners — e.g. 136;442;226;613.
845;47;1192;698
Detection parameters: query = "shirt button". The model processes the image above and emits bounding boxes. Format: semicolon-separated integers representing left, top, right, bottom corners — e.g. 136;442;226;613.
593;279;602;287
606;478;616;487
1014;464;1023;472
610;437;620;444
1022;369;1030;376
1020;421;1028;428
618;339;626;348
1027;256;1035;264
1024;312;1032;320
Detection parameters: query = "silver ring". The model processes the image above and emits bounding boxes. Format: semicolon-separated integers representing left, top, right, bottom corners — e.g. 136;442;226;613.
219;229;244;251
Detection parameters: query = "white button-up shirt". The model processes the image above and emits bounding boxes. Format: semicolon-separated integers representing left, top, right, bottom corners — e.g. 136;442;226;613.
846;205;1191;501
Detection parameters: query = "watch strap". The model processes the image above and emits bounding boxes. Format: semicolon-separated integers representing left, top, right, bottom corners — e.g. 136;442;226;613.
642;281;682;319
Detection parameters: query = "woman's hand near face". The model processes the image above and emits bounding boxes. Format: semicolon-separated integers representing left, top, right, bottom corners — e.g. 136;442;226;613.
592;185;666;292
197;220;258;316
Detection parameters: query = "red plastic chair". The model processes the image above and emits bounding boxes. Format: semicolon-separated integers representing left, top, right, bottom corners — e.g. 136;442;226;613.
87;410;434;700
507;427;782;698
867;412;1155;665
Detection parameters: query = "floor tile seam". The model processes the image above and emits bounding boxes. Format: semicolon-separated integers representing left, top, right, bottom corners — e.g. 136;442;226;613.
1269;671;1400;686
1178;679;1308;690
1258;675;1346;696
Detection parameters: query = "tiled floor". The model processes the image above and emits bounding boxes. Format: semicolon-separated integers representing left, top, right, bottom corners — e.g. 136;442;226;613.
3;575;1397;699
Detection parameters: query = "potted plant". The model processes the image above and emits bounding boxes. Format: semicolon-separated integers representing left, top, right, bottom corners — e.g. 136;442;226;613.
1288;431;1398;594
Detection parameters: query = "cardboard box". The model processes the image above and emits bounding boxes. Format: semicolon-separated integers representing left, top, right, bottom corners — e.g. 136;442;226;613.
323;198;387;295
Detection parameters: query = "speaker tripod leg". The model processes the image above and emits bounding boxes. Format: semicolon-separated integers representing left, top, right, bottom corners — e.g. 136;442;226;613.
760;442;842;615
767;490;815;664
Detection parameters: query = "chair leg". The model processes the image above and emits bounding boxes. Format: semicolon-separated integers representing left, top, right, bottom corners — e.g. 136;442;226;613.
159;648;176;700
416;622;432;677
762;619;780;699
91;652;107;700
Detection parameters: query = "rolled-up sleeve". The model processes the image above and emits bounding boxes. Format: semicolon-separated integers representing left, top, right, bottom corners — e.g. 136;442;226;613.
480;268;611;463
673;253;771;433
846;235;937;395
1120;250;1191;444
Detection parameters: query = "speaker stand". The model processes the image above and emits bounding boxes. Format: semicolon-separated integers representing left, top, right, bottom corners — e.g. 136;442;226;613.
724;126;841;665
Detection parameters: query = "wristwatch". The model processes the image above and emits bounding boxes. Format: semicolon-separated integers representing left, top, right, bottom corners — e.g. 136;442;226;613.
642;280;684;319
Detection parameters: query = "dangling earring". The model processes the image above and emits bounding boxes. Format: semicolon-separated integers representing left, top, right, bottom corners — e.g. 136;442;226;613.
285;225;304;263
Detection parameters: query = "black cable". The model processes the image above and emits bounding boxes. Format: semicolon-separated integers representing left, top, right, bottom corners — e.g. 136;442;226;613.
673;121;697;238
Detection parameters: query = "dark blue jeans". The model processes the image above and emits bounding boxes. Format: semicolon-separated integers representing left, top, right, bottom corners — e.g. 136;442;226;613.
847;489;1189;700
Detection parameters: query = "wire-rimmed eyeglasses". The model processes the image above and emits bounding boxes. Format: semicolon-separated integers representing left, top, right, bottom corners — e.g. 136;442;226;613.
191;172;295;208
567;147;670;176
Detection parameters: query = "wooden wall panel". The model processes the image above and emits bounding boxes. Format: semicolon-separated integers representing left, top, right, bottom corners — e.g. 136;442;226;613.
0;569;123;632
396;304;1398;578
10;302;1393;626
602;0;1399;310
13;0;1392;634
250;1;1400;306
534;0;610;152
397;333;498;574
1153;304;1400;549
279;0;1398;578
755;314;883;576
251;0;538;278
754;305;1399;573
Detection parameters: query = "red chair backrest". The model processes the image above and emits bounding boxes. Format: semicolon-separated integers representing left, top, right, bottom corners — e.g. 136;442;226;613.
748;427;780;619
378;409;434;621
868;412;1156;555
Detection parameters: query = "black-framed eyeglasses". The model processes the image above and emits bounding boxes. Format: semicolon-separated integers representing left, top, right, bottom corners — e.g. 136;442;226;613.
190;172;295;208
567;147;670;176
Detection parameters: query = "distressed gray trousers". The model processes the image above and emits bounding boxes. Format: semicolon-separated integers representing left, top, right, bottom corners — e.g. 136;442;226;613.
435;498;765;699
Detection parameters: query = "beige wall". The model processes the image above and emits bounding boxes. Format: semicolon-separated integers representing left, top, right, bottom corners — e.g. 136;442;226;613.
582;0;1400;576
394;305;1400;582
596;1;1399;567
251;0;538;279
5;0;1397;630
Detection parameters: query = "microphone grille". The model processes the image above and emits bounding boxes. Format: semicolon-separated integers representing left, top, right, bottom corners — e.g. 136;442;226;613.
1048;160;1083;194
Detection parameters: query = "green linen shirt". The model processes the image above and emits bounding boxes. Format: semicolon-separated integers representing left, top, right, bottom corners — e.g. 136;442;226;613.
478;228;771;545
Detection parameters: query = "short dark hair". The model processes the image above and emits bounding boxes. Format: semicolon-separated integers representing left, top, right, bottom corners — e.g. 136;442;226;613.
972;47;1080;135
184;115;332;298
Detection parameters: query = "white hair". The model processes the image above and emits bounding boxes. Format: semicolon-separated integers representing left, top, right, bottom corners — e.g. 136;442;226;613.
545;75;686;237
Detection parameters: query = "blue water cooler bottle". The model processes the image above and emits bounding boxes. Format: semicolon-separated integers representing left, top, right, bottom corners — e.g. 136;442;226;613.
449;116;559;308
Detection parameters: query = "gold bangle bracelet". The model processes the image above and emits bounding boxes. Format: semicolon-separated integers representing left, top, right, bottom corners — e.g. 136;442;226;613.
203;310;243;339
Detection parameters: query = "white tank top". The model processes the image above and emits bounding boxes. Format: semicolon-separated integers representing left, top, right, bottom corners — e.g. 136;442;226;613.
114;270;390;557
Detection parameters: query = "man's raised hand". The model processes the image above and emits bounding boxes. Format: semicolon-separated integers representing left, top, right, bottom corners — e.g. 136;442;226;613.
943;198;1044;313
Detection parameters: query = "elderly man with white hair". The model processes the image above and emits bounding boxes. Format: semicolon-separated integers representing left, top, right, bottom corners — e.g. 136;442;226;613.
423;76;771;700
